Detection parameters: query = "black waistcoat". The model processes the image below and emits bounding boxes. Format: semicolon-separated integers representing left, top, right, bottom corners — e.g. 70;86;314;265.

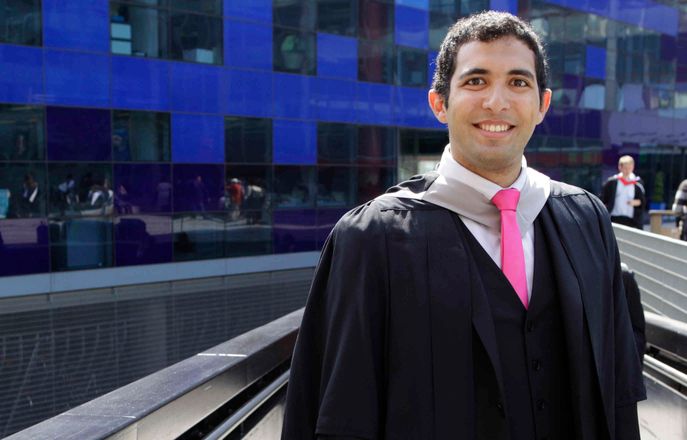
465;219;574;440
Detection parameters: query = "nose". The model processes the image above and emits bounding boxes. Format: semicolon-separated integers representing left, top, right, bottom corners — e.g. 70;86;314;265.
482;85;510;112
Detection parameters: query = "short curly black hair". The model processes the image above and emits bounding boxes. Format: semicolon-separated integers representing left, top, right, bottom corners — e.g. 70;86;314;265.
431;11;549;107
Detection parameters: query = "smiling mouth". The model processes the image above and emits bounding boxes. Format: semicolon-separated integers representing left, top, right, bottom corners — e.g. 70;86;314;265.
474;123;514;133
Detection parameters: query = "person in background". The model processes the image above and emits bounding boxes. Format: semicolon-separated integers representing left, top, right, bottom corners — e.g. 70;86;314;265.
601;155;646;229
672;178;687;240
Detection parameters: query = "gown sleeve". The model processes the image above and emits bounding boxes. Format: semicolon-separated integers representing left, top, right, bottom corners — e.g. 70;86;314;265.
281;204;389;440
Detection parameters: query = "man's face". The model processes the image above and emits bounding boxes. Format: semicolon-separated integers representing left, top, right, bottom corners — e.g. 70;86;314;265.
619;161;634;176
429;36;551;184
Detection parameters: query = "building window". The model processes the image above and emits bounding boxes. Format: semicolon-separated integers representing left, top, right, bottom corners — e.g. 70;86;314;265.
358;39;394;84
317;122;357;164
0;104;45;161
225;117;273;164
112;111;171;161
274;27;317;75
317;0;358;36
397;47;428;87
0;0;41;46
0;163;46;219
110;1;223;64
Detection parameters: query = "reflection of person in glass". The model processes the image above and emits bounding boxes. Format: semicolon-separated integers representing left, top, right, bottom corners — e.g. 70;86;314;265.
57;173;78;214
156;180;172;212
112;129;131;161
87;177;114;214
191;175;207;212
12;132;31;160
244;179;267;224
18;173;40;217
225;178;244;220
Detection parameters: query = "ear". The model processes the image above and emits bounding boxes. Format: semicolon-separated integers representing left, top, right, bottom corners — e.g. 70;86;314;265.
428;89;447;124
535;88;552;124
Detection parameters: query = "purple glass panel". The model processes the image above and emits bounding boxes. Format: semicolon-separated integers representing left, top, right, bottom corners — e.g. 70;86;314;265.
0;219;49;276
47;107;111;161
172;164;224;212
273;209;317;253
115;215;173;266
316;208;348;247
113;164;172;213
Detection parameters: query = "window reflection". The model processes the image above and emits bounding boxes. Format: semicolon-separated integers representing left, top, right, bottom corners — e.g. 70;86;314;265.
50;217;114;271
358;39;394;84
0;0;41;46
318;123;357;163
172;164;224;213
358;167;394;203
274;27;316;75
114;164;172;213
0;218;49;276
273;0;316;30
225;117;272;163
169;0;221;14
358;126;397;165
115;214;172;266
113;111;170;161
224;165;271;222
0;104;44;161
317;0;357;36
47;107;111;161
173;212;224;261
0;163;46;218
170;12;223;64
397;47;428;87
317;167;355;207
274;166;316;208
359;0;393;43
110;3;169;58
48;163;113;217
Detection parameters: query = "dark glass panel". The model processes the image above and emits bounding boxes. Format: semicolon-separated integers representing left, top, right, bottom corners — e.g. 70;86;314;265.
172;164;224;212
357;125;397;165
170;12;223;64
0;104;44;161
429;11;453;50
225;117;272;163
50;217;114;271
358;167;395;203
273;0;316;30
430;0;458;15
0;163;45;218
46;107;111;161
399;128;446;180
459;0;488;16
274;166;316;208
224;165;272;215
358;39;394;83
316;207;347;247
47;163;113;218
274;27;316;75
317;0;357;36
115;214;173;266
317;122;357;163
564;42;585;76
359;0;393;43
273;209;316;253
173;212;224;261
110;3;169;58
113;111;170;161
0;218;49;276
397;47;428;87
225;209;272;257
317;166;355;207
113;164;172;213
169;0;222;14
0;0;41;46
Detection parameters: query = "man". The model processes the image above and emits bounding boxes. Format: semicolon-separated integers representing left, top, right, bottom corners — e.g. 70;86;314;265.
282;12;645;440
672;178;687;240
601;155;646;229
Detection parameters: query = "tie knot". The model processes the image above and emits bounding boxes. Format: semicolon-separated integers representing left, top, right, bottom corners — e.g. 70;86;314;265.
492;188;520;211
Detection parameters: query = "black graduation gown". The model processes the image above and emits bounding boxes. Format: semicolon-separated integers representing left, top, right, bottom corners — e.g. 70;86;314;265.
281;174;646;440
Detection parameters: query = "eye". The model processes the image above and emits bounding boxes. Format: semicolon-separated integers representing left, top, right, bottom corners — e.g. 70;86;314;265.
512;78;529;87
465;77;485;86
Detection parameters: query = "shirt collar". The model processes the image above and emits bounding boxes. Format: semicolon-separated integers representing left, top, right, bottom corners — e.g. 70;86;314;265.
423;144;551;233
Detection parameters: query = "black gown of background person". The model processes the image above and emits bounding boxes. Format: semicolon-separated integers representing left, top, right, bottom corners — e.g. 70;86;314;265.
282;174;646;440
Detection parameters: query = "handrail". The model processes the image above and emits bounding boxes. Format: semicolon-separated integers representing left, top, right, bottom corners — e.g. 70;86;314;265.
6;309;304;440
644;356;687;388
645;311;687;365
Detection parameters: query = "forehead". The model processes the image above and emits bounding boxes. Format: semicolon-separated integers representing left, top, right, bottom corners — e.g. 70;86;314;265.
453;36;537;74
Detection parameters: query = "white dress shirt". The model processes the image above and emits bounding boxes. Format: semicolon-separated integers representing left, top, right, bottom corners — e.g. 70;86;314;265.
610;173;637;218
380;145;551;301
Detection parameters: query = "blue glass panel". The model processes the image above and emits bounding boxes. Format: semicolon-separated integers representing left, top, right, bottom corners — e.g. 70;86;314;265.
317;33;357;80
273;209;317;253
172;114;225;163
170;63;223;113
50;217;114;271
273;73;315;119
112;57;170;111
355;81;394;125
489;0;518;14
585;46;606;80
43;0;109;51
172;164;224;212
115;215;173;266
224;69;273;117
224;0;272;23
273;120;317;165
113;164;172;213
396;0;429;9
394;86;439;128
0;219;50;276
312;78;357;123
225;19;272;70
395;5;428;50
44;50;110;107
46;107;111;161
0;45;43;104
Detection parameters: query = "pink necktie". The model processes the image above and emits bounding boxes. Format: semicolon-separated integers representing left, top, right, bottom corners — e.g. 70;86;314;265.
491;189;528;309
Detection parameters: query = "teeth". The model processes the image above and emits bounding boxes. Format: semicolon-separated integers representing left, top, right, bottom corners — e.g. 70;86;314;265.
479;124;510;132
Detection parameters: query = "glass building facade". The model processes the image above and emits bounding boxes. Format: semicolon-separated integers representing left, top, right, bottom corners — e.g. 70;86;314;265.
1;0;686;435
0;0;685;278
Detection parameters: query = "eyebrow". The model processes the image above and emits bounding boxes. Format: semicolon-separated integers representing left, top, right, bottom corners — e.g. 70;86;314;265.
458;68;535;81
